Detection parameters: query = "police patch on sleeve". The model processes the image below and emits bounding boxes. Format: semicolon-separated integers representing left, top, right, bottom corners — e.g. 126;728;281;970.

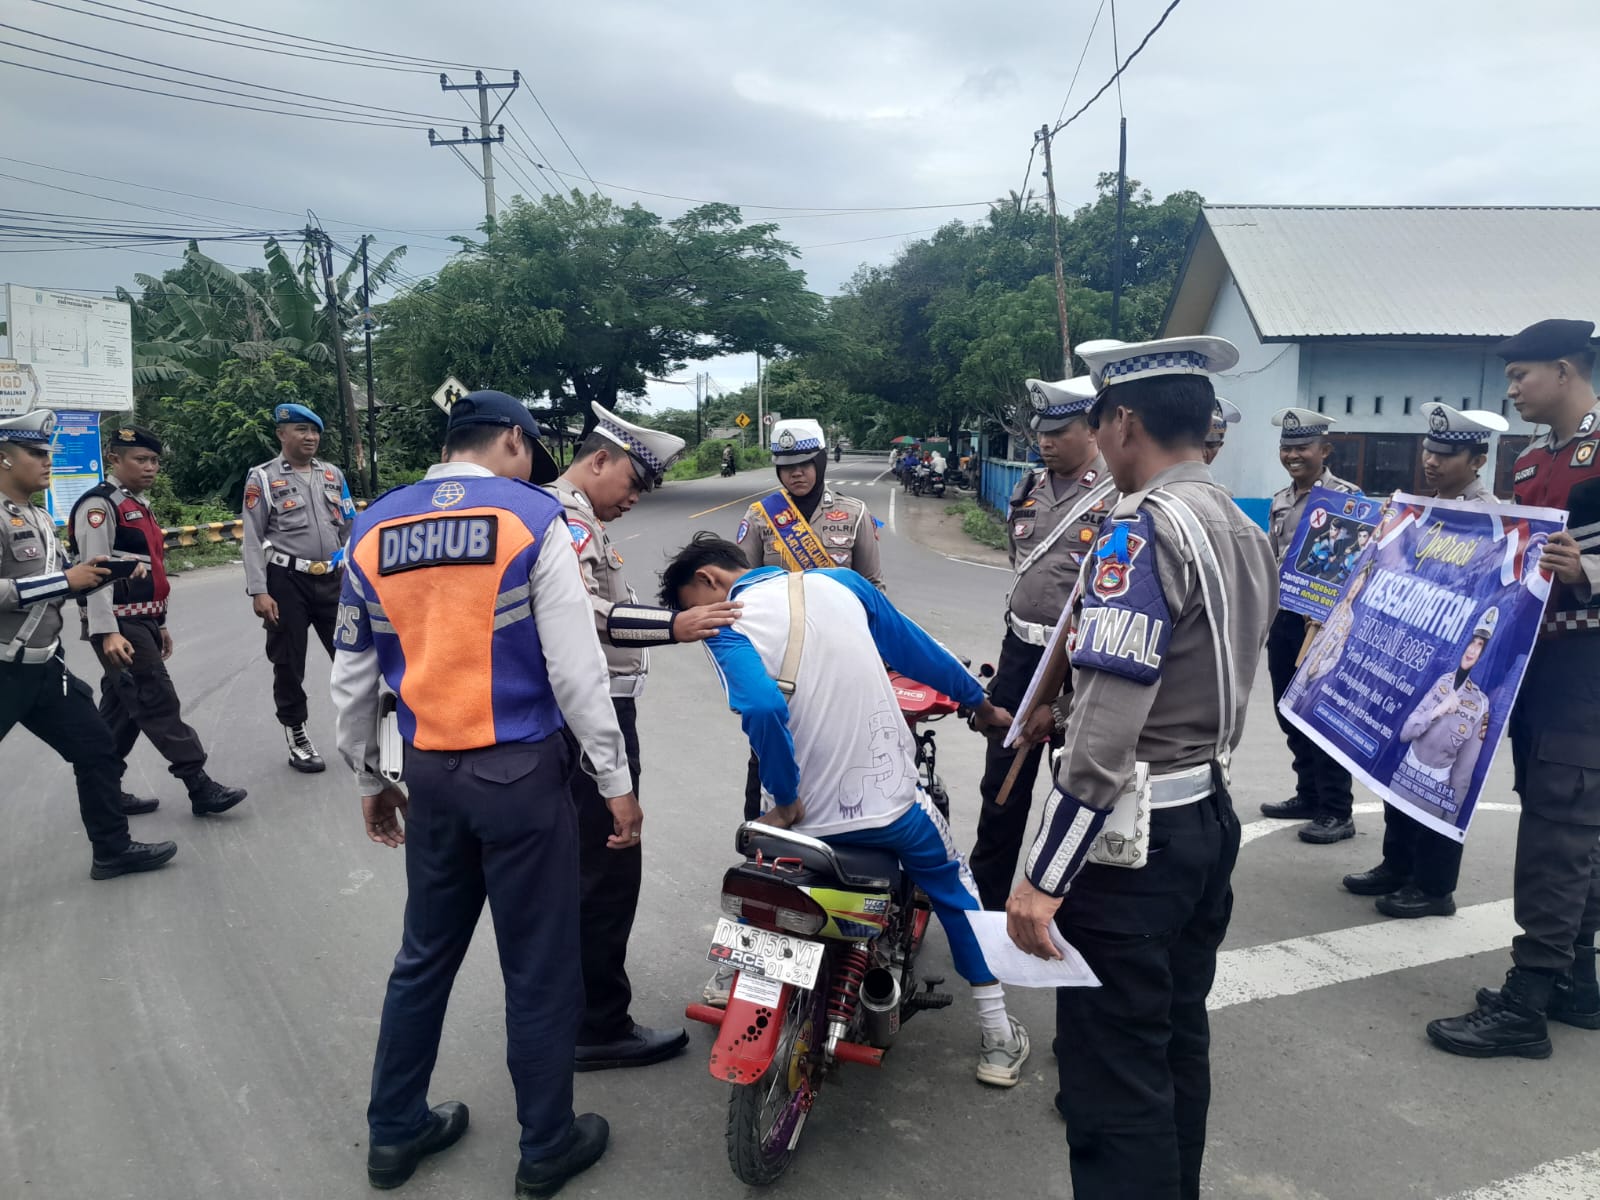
567;520;593;554
378;514;499;575
736;517;750;543
1072;510;1171;686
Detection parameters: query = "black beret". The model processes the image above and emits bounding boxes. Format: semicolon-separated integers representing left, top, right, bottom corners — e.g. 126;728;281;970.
1494;319;1595;364
109;424;163;455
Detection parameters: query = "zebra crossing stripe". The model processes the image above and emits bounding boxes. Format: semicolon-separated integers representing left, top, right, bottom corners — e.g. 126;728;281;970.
1210;898;1515;1010
1438;1147;1600;1199
1239;800;1522;848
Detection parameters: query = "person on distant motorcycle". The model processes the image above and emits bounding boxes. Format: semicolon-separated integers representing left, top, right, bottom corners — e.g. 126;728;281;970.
721;445;736;472
663;534;1032;1087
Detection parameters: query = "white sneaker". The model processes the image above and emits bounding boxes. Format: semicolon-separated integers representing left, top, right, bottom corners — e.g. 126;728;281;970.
976;1015;1030;1087
702;965;736;1008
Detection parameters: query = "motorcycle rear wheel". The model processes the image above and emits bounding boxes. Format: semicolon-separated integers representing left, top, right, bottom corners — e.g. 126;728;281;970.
726;984;821;1186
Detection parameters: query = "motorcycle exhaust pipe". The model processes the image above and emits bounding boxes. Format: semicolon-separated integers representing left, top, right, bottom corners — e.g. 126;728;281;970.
859;967;902;1048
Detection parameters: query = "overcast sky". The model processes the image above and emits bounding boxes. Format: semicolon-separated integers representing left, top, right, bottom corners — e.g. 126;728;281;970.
4;0;1597;410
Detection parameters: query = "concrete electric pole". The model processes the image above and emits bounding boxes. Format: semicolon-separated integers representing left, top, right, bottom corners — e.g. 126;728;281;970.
430;71;521;226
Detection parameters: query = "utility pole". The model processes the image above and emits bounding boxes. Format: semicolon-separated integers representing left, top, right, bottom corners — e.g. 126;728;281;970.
695;372;703;445
359;235;378;496
755;354;765;442
1110;117;1129;338
1036;124;1072;377
309;229;362;478
430;70;520;226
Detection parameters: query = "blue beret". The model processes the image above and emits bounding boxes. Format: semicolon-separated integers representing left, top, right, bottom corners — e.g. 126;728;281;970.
274;403;323;431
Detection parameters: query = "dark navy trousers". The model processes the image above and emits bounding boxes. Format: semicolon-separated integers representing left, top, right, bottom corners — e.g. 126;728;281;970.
367;734;582;1162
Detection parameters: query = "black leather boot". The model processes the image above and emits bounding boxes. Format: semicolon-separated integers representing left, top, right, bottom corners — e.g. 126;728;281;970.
187;773;248;817
1429;969;1553;1058
1477;948;1600;1030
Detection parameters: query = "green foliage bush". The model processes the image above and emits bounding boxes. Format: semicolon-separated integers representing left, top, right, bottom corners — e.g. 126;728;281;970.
664;440;770;482
946;498;1007;551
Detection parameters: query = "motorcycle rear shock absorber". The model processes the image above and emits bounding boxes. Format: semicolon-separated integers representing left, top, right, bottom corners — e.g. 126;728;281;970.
825;942;871;1056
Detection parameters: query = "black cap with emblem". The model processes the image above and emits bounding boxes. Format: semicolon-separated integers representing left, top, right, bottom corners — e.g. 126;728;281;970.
447;390;560;484
108;424;163;456
1494;319;1596;364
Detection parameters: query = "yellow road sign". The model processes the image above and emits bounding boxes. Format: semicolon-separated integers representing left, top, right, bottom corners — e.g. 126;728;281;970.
734;412;751;428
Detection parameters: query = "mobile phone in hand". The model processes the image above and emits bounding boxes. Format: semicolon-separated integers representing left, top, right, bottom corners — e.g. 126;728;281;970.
99;559;139;581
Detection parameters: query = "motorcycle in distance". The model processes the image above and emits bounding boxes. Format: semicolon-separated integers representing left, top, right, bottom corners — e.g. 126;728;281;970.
686;663;993;1186
910;462;946;498
720;447;737;478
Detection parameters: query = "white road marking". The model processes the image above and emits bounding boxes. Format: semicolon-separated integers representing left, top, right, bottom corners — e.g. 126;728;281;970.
1210;898;1515;1010
1439;1148;1600;1199
889;487;897;534
1239;800;1521;848
872;465;893;484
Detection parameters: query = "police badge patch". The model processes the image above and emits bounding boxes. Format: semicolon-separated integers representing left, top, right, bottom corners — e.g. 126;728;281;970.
1074;511;1170;686
736;518;750;543
1572;439;1598;468
567;520;592;554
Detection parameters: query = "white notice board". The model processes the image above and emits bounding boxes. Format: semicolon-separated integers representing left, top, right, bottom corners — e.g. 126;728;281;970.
4;285;134;412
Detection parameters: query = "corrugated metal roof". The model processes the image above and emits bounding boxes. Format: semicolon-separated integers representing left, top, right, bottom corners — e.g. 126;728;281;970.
1201;205;1600;339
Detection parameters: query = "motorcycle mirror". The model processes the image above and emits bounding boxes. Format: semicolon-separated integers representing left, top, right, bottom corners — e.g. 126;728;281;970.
978;663;995;679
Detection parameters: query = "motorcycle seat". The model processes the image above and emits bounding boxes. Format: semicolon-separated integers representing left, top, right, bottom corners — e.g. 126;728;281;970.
739;825;902;891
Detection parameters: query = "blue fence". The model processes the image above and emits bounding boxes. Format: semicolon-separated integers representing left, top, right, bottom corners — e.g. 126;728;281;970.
980;458;1030;513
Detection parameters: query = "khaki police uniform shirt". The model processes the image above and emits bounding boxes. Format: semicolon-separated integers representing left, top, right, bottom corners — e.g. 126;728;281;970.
1058;462;1279;810
737;488;885;591
1269;467;1359;562
0;497;68;653
1006;455;1113;628
1401;671;1490;796
241;456;353;595
552;477;647;683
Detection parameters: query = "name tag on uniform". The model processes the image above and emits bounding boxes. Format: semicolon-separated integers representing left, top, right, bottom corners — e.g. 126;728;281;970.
379;515;499;575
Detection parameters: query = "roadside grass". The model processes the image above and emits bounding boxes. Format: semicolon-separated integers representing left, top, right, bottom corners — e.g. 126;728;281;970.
946;498;1007;551
665;442;771;482
166;540;242;573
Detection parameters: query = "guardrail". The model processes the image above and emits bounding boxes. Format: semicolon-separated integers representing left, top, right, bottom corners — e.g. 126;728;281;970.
158;499;370;549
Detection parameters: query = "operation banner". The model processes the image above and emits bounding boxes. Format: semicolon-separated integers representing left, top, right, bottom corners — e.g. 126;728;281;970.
1280;493;1565;842
1278;485;1384;621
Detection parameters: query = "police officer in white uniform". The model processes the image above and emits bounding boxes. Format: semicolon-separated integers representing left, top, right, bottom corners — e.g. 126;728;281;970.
1260;409;1362;843
0;410;177;880
1005;337;1277;1200
969;376;1114;909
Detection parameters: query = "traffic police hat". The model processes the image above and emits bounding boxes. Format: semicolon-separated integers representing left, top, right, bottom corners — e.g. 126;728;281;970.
1494;319;1595;364
1207;396;1242;446
447;389;560;484
1473;606;1499;642
0;408;56;447
1075;335;1239;390
109;424;164;456
274;402;323;431
1273;407;1336;446
589;401;686;491
770;418;827;466
1026;376;1096;433
1421;402;1507;455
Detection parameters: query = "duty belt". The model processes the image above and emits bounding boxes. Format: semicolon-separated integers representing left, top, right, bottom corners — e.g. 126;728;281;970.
268;549;338;576
1007;611;1051;646
2;638;61;666
1148;763;1213;809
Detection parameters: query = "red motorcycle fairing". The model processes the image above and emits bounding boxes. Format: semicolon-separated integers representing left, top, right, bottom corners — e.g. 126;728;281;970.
708;976;795;1085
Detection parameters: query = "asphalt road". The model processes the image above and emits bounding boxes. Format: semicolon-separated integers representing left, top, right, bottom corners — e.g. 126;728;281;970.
2;458;1593;1200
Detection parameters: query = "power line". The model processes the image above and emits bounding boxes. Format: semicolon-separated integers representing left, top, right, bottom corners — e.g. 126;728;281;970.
794;227;947;250
1057;0;1108;125
124;0;512;72
31;0;439;74
520;90;601;196
0;54;426;129
3;22;468;123
1048;0;1183;138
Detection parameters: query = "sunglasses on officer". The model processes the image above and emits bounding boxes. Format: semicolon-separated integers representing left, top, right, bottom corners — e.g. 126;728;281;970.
12;443;51;460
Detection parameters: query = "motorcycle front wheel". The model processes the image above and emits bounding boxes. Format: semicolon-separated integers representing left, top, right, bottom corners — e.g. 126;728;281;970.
726;982;822;1185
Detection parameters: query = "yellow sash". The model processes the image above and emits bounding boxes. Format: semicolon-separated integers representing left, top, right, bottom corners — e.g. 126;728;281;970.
757;489;834;571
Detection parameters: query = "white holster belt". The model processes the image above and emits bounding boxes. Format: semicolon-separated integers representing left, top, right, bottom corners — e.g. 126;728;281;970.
1148;763;1214;808
609;673;646;700
268;550;337;576
4;638;61;665
1007;612;1050;647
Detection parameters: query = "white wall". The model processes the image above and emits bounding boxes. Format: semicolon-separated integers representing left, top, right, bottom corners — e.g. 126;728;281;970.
1203;273;1301;517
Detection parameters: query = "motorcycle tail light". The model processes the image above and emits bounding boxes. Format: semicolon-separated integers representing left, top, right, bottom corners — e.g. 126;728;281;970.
721;872;827;936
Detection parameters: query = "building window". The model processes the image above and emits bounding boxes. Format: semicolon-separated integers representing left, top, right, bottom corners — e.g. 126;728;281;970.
1345;395;1354;414
1326;433;1425;494
1403;396;1413;415
1316;395;1326;414
1495;435;1533;499
1374;395;1384;416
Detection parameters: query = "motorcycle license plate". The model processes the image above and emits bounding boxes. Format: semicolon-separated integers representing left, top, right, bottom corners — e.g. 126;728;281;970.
707;917;823;990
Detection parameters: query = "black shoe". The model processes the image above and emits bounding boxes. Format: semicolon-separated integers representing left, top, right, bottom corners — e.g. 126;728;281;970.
1298;815;1356;844
1342;863;1407;896
118;791;159;816
1476;971;1600;1031
1260;796;1317;820
1376;885;1456;919
1429;971;1553;1059
188;773;248;817
90;840;177;880
516;1113;609;1198
367;1100;469;1190
574;1024;689;1072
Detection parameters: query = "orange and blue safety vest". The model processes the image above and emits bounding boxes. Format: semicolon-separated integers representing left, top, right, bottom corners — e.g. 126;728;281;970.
336;474;565;750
